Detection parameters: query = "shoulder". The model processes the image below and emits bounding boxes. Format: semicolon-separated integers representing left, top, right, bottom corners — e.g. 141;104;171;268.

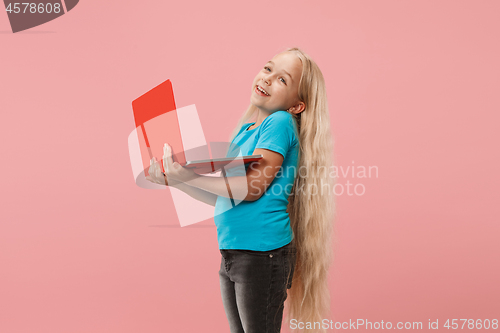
260;110;296;131
258;111;299;146
273;110;298;130
264;110;293;123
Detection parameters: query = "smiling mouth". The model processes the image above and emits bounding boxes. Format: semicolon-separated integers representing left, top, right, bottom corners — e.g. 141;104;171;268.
255;85;270;96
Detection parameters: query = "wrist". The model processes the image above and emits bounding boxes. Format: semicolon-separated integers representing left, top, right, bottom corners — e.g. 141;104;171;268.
164;173;184;188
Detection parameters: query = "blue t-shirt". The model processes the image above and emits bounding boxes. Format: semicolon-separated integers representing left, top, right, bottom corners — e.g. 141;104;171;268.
213;110;300;251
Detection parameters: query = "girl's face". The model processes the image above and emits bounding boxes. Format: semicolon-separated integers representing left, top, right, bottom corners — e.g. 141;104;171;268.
250;52;303;114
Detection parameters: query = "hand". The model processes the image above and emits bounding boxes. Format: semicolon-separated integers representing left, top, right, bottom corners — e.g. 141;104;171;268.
163;143;198;184
145;157;168;186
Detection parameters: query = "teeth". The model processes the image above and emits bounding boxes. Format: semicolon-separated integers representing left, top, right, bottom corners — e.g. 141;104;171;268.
257;86;269;96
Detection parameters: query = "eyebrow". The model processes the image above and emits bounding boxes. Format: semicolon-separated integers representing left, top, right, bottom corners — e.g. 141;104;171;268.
266;60;293;83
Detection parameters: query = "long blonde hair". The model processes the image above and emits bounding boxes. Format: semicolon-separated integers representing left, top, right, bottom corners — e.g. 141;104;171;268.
228;47;337;332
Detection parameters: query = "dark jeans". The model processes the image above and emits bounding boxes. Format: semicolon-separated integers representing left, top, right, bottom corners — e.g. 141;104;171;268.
219;240;297;333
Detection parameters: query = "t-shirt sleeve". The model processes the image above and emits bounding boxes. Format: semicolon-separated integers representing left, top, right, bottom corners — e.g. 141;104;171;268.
254;111;296;159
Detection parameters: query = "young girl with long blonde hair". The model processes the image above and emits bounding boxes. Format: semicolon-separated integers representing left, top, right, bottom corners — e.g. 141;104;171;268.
147;47;336;333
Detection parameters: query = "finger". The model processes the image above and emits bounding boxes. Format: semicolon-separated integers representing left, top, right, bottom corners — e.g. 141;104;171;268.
164;144;177;183
154;159;167;185
149;158;155;174
149;161;158;181
150;159;159;180
163;143;173;172
151;157;161;173
154;158;161;179
163;144;168;172
148;158;154;175
163;144;167;172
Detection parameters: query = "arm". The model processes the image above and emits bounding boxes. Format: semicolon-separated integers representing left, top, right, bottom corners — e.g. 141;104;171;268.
184;148;284;202
146;157;218;206
170;182;218;207
164;112;291;202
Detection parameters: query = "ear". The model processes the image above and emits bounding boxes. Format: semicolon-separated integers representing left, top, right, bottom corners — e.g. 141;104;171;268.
287;101;306;115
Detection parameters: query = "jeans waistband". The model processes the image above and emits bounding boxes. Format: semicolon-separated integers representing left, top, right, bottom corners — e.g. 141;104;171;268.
220;240;296;256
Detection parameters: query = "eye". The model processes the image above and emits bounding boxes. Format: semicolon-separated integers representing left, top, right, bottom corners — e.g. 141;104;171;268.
263;66;287;85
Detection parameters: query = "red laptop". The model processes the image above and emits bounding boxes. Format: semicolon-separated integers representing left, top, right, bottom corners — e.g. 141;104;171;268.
132;79;262;175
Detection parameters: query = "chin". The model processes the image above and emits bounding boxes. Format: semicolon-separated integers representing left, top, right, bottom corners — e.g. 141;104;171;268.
249;96;259;106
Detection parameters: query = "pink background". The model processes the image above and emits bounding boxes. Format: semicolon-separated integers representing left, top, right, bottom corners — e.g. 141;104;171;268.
1;0;499;332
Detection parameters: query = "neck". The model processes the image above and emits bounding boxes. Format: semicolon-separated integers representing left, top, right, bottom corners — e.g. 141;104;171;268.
253;109;273;127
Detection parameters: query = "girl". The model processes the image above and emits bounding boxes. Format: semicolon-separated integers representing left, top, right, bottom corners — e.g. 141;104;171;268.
147;47;336;333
